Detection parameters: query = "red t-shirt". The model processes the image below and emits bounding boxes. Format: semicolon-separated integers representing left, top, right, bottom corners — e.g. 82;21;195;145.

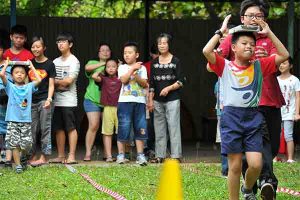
3;48;34;61
218;34;285;108
99;75;122;107
143;60;151;80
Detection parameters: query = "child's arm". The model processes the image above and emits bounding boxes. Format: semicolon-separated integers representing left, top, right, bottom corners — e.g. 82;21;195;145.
134;73;148;88
294;91;300;121
254;19;289;65
203;15;231;64
0;59;9;85
43;77;55;109
91;71;102;82
119;62;143;84
29;61;42;86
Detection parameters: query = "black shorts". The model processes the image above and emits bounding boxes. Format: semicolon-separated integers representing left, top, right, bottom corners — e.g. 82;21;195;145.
52;107;77;132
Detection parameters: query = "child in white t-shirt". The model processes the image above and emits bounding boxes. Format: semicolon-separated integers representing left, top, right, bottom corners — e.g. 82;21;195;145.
277;57;300;163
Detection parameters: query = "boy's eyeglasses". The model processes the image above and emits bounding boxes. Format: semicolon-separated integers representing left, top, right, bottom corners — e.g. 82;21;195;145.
243;14;264;20
56;40;68;44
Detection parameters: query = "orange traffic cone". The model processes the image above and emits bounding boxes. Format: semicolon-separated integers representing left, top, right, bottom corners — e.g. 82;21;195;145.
156;159;183;200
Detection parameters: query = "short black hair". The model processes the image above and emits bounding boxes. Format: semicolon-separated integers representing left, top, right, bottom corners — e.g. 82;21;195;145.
240;0;270;18
11;65;28;75
32;36;46;47
10;24;28;37
56;32;74;43
231;31;256;44
123;41;139;53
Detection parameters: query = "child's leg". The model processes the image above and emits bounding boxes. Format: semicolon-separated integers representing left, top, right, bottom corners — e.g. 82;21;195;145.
67;128;78;161
133;103;147;155
117;141;125;154
103;135;113;158
283;120;295;161
56;130;66;158
244;152;262;190
136;140;144;154
227;153;243;200
12;147;21;165
286;141;295;161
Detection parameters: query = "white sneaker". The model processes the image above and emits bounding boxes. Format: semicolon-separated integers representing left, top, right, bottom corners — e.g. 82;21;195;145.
116;154;129;164
287;159;296;163
136;154;147;166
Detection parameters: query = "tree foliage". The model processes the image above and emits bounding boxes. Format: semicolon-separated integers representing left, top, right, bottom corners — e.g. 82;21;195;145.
0;0;299;19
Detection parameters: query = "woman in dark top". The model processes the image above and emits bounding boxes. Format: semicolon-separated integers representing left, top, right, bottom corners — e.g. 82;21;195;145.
148;33;185;163
29;36;56;166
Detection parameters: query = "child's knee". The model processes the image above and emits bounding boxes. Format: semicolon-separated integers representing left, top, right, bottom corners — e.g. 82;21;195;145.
248;161;262;172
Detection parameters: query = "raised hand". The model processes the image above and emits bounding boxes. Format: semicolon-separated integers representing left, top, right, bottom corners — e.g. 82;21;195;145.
220;14;232;33
254;19;271;35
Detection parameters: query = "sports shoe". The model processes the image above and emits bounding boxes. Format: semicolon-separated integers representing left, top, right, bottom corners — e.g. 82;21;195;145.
287;159;296;163
241;185;257;200
15;165;23;174
116;154;129;164
260;182;274;200
136;154;147;166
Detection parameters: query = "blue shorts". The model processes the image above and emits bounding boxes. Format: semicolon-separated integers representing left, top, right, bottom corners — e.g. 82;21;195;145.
220;106;263;155
83;99;103;112
117;102;147;142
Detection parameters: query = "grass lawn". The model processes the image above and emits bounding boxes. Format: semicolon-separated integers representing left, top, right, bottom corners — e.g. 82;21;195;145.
0;162;299;199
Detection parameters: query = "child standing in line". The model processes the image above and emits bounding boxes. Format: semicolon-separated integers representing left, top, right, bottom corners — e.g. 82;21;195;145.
50;32;80;164
2;24;34;167
0;60;41;173
276;57;300;163
203;15;289;199
117;42;148;166
28;36;56;166
92;58;122;162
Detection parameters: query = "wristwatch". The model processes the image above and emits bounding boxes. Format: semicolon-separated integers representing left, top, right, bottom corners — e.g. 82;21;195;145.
215;30;223;37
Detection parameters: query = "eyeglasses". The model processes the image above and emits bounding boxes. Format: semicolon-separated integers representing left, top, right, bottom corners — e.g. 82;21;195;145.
243;14;264;20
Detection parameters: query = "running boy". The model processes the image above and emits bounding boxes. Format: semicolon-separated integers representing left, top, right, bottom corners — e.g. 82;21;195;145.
202;15;289;200
277;57;300;163
0;60;41;173
117;42;148;166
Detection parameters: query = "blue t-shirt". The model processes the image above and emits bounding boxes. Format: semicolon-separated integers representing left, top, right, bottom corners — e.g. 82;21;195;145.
5;81;37;122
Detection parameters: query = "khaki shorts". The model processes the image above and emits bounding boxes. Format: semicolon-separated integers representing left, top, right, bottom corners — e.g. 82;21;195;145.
102;106;118;135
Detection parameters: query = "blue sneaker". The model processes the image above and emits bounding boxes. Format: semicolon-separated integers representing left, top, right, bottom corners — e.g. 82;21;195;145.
136;154;147;166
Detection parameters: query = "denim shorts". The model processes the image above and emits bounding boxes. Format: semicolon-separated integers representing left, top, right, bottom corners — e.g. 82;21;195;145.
83;98;103;112
117;102;147;142
220;106;263;155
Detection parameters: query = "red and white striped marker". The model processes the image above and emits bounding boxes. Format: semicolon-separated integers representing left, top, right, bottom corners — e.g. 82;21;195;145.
80;173;127;200
277;187;300;197
65;164;127;200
